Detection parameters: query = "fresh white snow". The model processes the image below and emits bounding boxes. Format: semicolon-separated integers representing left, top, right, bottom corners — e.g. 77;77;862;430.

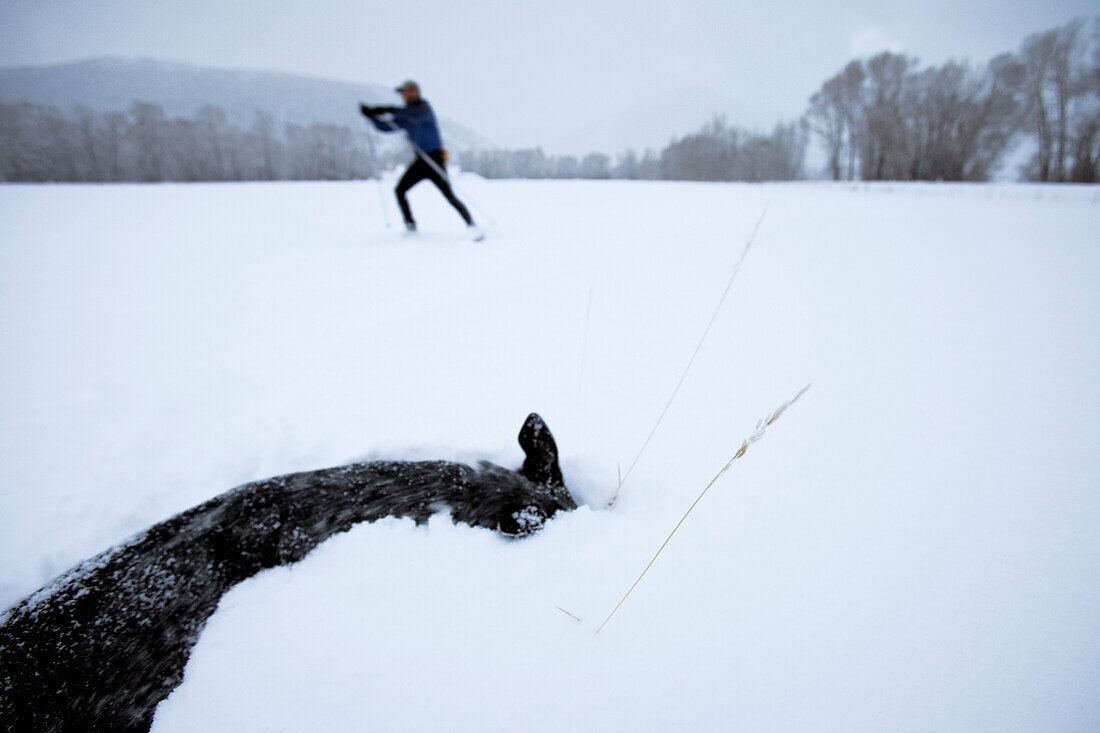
1;178;1098;731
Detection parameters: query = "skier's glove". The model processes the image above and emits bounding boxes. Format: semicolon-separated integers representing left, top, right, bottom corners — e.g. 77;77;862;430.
360;104;395;117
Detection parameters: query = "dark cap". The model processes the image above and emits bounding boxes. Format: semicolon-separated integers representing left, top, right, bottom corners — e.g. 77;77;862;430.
395;80;419;92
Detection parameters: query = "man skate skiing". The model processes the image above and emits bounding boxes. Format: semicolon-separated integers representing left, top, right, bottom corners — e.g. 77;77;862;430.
360;81;479;238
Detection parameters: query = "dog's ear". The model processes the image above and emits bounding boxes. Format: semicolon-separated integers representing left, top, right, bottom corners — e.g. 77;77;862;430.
518;413;564;488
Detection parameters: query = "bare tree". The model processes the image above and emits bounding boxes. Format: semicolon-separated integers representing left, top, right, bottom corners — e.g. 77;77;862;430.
195;105;232;180
807;77;847;180
250;110;282;180
838;61;866;179
127;102;167;182
807;61;865;180
1020;19;1090;181
73;106;107;181
1068;18;1100;182
858;52;918;180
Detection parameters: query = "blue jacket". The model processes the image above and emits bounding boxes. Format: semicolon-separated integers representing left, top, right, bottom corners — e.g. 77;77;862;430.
368;100;443;153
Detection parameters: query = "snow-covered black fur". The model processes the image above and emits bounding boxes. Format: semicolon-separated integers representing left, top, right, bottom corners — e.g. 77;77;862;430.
0;413;575;733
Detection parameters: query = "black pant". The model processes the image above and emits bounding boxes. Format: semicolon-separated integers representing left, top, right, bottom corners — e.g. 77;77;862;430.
395;150;473;227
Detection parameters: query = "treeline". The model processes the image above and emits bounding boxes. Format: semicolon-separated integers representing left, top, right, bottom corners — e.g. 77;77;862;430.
808;17;1099;182
2;18;1095;184
455;149;621;179
0;102;395;182
457;121;806;182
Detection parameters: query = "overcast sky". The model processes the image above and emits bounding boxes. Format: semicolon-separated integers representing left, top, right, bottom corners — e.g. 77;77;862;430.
1;0;1096;153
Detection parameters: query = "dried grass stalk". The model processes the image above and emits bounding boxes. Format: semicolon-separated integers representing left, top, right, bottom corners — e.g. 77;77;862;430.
596;383;811;634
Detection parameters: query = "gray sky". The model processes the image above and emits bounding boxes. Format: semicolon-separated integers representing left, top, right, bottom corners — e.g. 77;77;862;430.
1;0;1096;153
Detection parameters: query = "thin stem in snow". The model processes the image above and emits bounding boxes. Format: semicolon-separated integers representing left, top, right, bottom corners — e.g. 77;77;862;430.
555;605;581;623
596;383;810;634
609;204;769;507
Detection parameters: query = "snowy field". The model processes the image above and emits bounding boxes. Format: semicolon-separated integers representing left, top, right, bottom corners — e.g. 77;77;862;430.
1;177;1098;731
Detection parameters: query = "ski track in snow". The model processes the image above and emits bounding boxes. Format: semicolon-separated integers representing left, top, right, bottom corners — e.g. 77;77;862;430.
1;178;1099;731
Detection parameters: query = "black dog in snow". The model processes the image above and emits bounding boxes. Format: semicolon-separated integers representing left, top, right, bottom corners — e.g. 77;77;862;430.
0;413;575;732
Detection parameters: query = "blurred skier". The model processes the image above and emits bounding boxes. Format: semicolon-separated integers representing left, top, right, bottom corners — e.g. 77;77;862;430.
360;81;478;237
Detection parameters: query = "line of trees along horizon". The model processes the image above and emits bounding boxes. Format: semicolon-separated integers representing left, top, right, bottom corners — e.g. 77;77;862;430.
1;17;1096;184
0;103;388;183
455;119;807;182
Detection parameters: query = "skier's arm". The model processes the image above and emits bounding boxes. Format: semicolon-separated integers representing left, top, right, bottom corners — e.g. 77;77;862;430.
359;103;400;132
385;104;431;131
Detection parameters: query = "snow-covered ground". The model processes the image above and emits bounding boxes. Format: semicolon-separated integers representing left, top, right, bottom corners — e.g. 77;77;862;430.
2;178;1098;731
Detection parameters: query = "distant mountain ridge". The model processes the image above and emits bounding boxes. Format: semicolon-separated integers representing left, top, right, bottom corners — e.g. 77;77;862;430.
0;57;492;151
